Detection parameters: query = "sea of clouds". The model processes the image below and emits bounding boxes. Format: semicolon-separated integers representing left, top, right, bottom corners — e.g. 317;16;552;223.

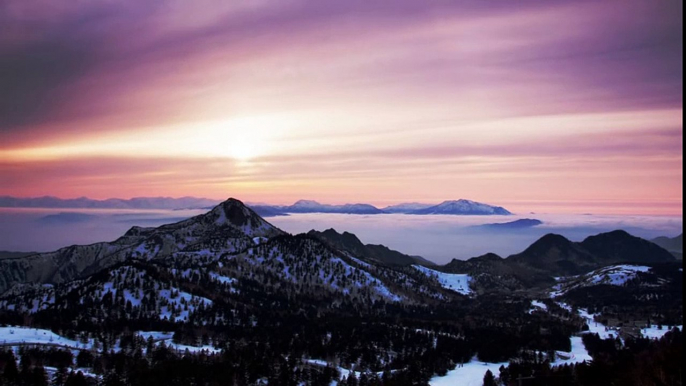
0;208;681;264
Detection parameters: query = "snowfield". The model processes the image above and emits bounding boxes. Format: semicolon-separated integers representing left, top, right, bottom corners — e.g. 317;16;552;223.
551;265;652;297
528;300;548;313
0;327;224;355
429;357;506;386
136;330;222;354
0;326;90;350
641;324;683;339
412;265;472;295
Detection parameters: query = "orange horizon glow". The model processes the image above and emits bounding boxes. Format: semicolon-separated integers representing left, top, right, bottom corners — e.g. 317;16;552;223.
0;1;682;217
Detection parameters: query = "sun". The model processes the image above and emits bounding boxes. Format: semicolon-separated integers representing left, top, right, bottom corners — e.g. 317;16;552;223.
227;135;262;161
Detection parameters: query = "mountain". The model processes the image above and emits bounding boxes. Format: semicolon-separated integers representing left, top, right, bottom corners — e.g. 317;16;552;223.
0;198;283;293
0;251;36;260
580;230;676;264
479;218;543;229
409;199;512;215
0;198;453;305
247;199;511;215
651;233;682;259
247;205;290;217
442;230;678;292
307;228;435;267
382;202;434;213
508;234;599;276
0;195;220;209
553;261;683;324
443;252;554;292
0;199;681;385
278;200;385;214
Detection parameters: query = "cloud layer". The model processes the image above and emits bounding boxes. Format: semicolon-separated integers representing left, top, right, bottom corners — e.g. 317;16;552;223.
1;0;682;214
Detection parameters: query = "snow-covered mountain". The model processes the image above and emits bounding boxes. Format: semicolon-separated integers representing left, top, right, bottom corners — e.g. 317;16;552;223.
0;198;283;293
381;202;434;213
0;198;461;315
250;199;511;215
550;265;653;297
270;200;385;214
0;199;681;386
409;199;512;215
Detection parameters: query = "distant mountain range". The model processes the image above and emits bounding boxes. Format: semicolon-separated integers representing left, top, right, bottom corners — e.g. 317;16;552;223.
407;199;511;215
251;199;511;216
651;233;682;259
0;195;221;210
1;196;512;216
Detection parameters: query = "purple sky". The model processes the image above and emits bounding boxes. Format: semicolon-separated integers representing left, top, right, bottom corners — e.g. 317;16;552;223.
0;1;682;214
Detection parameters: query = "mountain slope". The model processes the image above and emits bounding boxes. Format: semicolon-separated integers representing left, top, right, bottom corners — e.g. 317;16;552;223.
274;200;385;214
508;234;598;276
382;203;433;213
580;230;676;264
410;199;511;215
441;231;677;292
307;228;434;267
0;198;283;294
650;233;682;259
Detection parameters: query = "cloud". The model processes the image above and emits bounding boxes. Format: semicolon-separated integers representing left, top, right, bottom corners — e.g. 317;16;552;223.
1;1;681;144
0;0;681;213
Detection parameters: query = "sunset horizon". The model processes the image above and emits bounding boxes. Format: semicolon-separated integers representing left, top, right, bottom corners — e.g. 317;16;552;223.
1;1;682;217
0;2;683;383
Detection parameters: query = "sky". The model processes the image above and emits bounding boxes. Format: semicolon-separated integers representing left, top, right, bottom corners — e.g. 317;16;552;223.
0;0;683;215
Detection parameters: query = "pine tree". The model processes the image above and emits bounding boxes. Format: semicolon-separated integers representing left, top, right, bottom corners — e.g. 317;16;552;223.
2;352;19;382
483;369;497;386
52;365;69;386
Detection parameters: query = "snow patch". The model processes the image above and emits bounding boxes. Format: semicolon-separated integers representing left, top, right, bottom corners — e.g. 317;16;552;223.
429;357;506;386
413;265;472;295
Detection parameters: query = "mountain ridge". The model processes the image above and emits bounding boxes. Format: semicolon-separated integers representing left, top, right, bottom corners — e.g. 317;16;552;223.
249;198;512;216
307;228;435;267
442;230;677;292
0;198;283;293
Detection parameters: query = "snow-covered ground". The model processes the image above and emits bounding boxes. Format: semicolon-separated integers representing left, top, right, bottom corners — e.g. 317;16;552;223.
528;300;548;313
0;327;222;355
641;324;683;339
304;359;387;380
551;265;652;297
552;336;593;366
166;342;221;354
412;265;472;295
578;308;616;340
135;331;222;354
136;331;174;341
429;357;506;386
0;326;90;350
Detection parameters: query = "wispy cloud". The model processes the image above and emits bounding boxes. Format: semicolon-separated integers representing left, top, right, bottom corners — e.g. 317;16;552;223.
0;0;681;214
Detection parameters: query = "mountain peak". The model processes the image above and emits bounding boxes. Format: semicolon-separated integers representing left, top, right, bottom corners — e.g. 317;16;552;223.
206;198;280;236
410;199;512;215
581;229;675;263
292;199;322;207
